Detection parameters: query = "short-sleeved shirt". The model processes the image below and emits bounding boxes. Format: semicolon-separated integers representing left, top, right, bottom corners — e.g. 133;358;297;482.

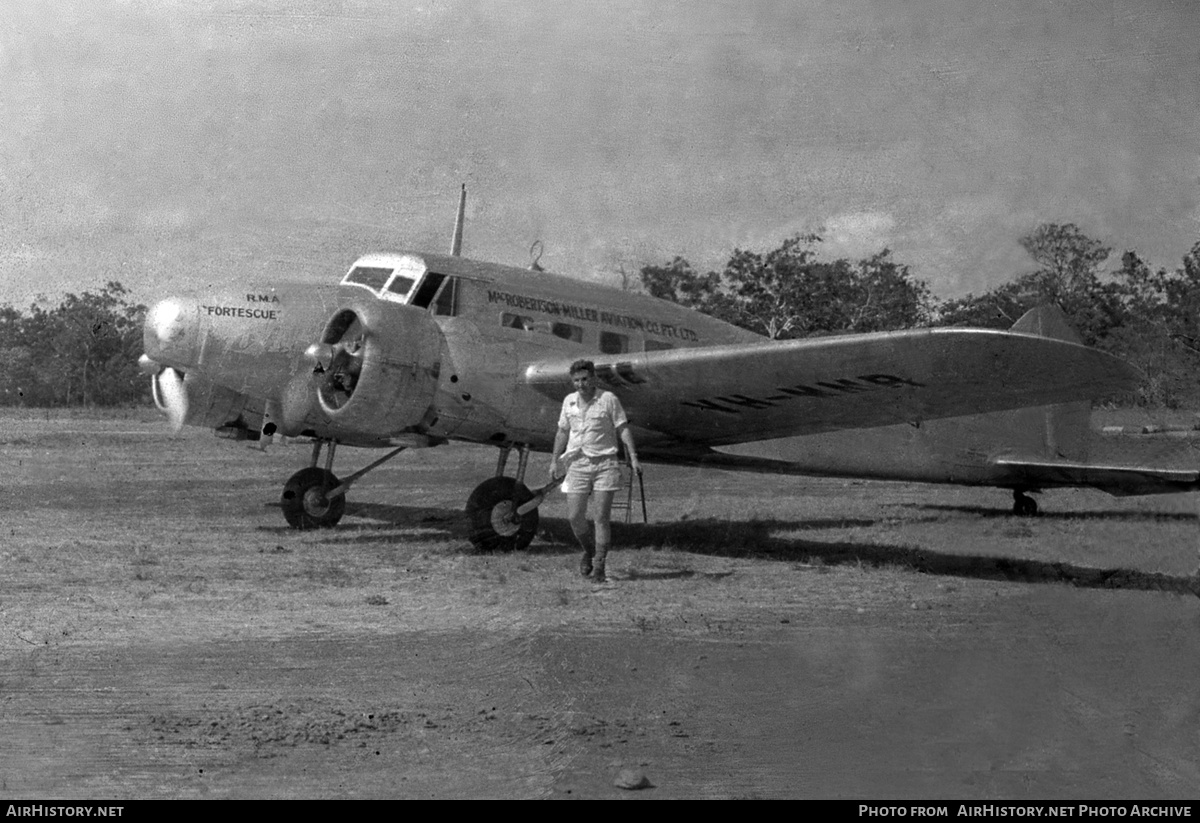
557;389;628;458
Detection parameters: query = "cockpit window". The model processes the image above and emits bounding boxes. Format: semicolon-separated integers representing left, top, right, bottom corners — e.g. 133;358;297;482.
341;254;427;304
410;272;446;309
385;275;417;299
344;266;393;291
433;276;457;316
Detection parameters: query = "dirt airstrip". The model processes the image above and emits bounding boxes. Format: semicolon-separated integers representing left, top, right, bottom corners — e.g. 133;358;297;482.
2;410;1200;799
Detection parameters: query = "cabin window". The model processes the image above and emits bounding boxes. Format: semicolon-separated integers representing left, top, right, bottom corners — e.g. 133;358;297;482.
599;331;629;354
433;276;457;316
645;339;674;352
496;314;561;335
410;272;446;309
501;312;560;335
551;322;583;343
344;266;392;291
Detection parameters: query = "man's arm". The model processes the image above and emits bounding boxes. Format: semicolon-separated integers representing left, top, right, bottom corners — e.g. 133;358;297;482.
549;427;569;479
618;424;640;475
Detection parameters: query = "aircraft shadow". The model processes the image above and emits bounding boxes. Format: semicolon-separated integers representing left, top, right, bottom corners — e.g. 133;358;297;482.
906;503;1198;522
254;502;463;542
274;502;1199;596
601;517;1200;598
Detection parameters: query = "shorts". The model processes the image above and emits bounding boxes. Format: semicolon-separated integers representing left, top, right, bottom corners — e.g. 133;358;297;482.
562;454;623;495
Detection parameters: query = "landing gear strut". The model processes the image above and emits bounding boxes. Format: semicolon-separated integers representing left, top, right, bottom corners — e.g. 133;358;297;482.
465;443;538;552
278;437;541;548
1012;489;1039;517
280;439;406;530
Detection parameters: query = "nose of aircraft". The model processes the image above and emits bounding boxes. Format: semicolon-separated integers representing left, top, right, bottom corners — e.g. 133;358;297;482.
143;296;201;368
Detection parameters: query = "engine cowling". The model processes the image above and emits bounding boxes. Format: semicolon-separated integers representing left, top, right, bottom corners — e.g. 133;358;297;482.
281;301;443;441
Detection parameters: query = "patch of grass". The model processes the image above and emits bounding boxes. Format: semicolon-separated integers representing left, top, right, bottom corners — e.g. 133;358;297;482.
305;562;355;588
700;614;732;635
648;549;692;569
132;546;161;566
1000;523;1034;539
631;614;659;633
183;578;210;594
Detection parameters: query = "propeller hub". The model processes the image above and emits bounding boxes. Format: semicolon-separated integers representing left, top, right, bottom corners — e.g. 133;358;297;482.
137;353;161;376
144;296;200;368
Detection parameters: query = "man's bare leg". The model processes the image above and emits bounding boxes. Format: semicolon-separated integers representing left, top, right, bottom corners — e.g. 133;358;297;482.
567;492;594;576
591;489;617;582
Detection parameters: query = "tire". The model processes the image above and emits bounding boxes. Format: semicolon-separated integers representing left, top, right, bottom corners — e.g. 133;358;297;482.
466;477;539;552
1012;492;1039;518
281;467;346;529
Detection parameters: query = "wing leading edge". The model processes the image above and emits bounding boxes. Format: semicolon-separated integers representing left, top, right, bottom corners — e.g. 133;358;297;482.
524;327;1141;447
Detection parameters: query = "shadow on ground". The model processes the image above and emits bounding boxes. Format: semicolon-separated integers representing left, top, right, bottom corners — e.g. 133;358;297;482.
907;503;1198;522
606;517;1200;598
275;500;1200;598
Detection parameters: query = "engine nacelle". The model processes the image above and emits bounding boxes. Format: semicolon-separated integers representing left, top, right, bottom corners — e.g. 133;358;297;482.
281;301;443;441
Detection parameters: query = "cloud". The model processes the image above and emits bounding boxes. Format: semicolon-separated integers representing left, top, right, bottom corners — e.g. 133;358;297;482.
820;211;896;258
134;207;204;232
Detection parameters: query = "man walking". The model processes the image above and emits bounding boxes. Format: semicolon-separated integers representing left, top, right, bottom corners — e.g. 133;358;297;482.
550;359;640;583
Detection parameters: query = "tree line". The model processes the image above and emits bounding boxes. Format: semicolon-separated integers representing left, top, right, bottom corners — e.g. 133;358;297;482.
640;223;1200;408
0;282;147;407
2;222;1198;408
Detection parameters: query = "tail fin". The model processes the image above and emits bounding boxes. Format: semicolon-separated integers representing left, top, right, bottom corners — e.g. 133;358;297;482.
1005;305;1091;462
1009;303;1081;343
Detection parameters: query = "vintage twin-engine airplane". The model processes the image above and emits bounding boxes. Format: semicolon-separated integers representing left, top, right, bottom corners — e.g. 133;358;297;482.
139;189;1199;550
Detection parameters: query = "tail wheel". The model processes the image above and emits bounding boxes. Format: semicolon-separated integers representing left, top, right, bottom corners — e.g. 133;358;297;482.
1012;491;1039;517
282;467;346;529
466;477;538;553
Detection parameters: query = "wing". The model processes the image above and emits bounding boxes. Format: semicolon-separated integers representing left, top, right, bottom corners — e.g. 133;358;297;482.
991;458;1200;496
524;327;1141;447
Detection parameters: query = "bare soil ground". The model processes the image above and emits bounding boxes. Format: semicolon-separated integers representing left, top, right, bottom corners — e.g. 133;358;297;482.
2;408;1199;799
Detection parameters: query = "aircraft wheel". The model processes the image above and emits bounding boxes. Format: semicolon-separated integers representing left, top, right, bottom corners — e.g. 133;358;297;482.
281;467;346;529
466;477;538;553
1013;492;1038;518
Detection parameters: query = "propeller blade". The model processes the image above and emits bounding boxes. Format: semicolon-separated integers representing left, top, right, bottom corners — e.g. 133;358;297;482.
157;366;188;433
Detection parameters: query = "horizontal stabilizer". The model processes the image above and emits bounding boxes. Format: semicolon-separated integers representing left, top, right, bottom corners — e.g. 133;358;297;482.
992;457;1200;496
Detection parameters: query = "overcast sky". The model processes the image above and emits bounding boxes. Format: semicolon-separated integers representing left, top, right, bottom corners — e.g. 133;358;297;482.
3;0;1198;309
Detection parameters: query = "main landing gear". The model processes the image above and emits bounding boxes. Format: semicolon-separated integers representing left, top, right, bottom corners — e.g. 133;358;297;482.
279;439;541;552
465;443;539;553
1012;489;1039;517
280;439;406;529
282;465;346;529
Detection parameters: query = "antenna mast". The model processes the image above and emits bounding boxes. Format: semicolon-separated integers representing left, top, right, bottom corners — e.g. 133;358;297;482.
450;184;466;257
